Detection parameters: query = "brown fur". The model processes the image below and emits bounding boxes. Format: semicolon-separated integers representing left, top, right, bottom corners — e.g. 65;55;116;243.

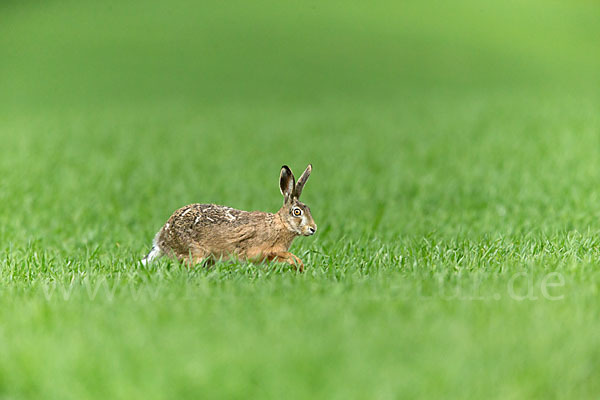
144;165;317;271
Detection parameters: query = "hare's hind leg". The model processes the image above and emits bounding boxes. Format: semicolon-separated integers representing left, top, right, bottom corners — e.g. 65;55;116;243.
181;243;212;268
181;253;208;268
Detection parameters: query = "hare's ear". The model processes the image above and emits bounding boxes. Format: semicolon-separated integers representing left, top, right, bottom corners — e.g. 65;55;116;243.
294;164;312;199
279;165;296;204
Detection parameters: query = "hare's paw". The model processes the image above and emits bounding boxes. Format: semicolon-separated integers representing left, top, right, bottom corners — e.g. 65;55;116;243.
267;251;304;272
286;253;304;272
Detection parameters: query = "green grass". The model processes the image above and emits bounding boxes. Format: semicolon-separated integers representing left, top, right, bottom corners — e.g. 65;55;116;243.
2;0;600;399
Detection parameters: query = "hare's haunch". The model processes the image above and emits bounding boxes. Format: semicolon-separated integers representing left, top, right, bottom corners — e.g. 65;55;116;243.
142;164;317;271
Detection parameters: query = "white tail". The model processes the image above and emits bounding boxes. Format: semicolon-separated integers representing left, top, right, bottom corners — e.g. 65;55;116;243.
141;245;161;265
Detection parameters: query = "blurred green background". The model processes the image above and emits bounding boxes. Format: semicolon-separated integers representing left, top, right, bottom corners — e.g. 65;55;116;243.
2;0;599;112
2;1;600;399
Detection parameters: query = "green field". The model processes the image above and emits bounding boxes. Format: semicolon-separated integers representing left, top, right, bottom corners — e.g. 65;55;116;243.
2;1;600;398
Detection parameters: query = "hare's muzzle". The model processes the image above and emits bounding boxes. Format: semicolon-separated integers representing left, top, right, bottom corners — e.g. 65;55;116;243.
307;226;317;236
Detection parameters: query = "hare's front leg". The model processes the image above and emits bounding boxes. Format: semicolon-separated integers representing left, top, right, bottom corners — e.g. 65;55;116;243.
267;251;304;272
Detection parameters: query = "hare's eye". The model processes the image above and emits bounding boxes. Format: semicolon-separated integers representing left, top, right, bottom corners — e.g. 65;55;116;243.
292;208;302;217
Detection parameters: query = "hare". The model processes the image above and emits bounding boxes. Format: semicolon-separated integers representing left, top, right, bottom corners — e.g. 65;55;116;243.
142;164;317;271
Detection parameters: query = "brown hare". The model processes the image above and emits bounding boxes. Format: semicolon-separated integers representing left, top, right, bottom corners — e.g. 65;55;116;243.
142;164;317;271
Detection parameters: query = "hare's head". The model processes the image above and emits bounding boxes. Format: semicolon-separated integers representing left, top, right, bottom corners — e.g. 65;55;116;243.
278;164;317;236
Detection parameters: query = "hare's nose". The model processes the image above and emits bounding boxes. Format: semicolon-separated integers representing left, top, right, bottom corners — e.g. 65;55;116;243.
308;226;316;235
